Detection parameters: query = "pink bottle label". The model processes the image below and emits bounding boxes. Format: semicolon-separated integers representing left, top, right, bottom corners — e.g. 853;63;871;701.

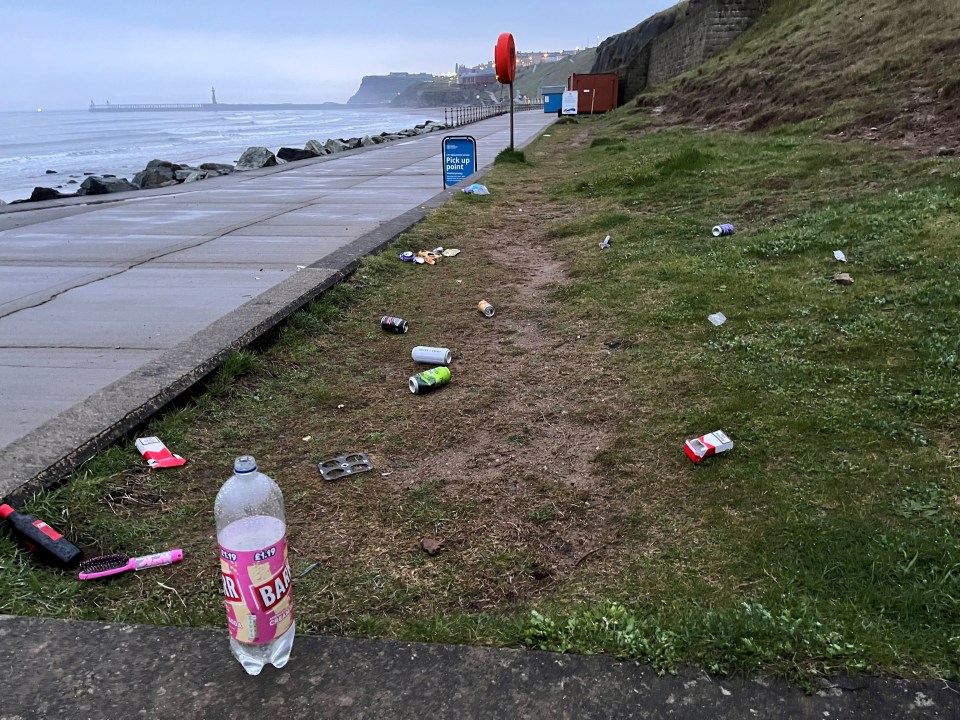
219;536;294;644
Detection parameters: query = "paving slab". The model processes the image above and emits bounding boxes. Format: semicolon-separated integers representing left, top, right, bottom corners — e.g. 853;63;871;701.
151;236;350;266
0;267;294;349
0;615;955;720
0;266;113;307
0;348;159;447
0;233;207;264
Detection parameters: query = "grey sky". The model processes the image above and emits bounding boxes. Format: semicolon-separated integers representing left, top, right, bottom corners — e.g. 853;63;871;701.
0;1;676;111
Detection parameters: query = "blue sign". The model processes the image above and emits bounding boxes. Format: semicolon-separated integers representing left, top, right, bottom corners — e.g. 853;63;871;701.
442;135;477;188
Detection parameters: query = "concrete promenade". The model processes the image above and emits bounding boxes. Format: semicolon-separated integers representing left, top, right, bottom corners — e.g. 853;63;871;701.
0;111;555;500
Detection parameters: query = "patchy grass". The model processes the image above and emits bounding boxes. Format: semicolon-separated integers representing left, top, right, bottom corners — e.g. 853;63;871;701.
2;110;959;682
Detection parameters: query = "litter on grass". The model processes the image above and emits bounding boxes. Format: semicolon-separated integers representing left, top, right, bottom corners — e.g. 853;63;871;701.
318;452;374;481
684;430;733;463
599;235;611;249
712;223;735;237
833;272;854;285
418;250;441;265
412;346;452;365
834;250;847;262
462;183;490;195
409;366;451;394
708;312;727;326
478;300;495;317
135;437;186;468
402;248;461;264
297;562;322;579
381;316;409;334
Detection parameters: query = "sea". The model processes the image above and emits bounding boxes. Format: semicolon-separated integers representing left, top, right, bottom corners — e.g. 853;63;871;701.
0;107;445;203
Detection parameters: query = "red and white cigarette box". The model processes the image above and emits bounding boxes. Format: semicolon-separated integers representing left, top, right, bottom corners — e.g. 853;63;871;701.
135;436;187;469
684;430;733;463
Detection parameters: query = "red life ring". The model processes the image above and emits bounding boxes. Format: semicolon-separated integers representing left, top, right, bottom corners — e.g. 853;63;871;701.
495;33;516;85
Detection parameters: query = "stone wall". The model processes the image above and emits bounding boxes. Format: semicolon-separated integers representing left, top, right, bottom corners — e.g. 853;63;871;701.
593;0;764;103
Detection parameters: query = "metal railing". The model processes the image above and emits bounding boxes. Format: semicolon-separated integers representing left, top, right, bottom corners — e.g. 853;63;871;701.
443;102;544;129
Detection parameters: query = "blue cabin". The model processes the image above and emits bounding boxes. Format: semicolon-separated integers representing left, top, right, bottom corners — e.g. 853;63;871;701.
542;85;565;113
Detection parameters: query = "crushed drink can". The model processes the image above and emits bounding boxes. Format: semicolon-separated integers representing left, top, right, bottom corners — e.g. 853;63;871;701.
412;346;452;365
380;315;409;334
712;223;735;237
399;251;415;262
478;300;495;317
684;430;733;463
409;366;451;394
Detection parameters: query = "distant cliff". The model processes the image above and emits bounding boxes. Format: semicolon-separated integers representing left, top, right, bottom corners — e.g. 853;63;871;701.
347;73;436;105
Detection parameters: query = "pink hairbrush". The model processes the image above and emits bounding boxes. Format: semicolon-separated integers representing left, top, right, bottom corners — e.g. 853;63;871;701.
78;549;183;580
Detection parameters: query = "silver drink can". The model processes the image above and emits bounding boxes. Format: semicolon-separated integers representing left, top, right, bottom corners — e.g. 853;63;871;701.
411;346;452;365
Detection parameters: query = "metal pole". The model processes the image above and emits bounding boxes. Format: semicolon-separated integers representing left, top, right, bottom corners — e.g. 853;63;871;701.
510;83;515;150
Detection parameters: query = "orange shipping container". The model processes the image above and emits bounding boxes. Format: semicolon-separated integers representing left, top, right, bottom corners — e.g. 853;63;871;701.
567;73;619;114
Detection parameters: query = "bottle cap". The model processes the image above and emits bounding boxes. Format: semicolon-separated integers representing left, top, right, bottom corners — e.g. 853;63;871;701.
234;455;257;474
0;503;14;519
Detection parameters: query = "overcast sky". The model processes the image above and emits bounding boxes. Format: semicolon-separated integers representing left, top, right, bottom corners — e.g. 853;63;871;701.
0;1;676;111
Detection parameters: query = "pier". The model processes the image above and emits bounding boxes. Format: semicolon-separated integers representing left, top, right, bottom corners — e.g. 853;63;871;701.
89;102;205;111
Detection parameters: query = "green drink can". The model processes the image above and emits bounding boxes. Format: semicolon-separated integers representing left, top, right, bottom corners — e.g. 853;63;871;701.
409;366;451;394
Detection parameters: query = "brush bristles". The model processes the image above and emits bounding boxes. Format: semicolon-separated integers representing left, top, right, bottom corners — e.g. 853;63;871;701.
79;554;128;573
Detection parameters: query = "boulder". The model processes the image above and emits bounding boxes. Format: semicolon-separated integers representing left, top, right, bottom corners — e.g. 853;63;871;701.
45;169;57;174
77;176;138;195
304;139;329;156
133;164;177;189
360;135;376;147
145;159;183;171
343;137;362;149
29;187;69;201
236;146;277;169
175;167;210;182
199;162;236;174
277;147;319;162
181;170;209;183
323;138;349;154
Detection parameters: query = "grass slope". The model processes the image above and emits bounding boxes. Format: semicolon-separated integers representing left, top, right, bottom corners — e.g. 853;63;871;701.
648;0;960;152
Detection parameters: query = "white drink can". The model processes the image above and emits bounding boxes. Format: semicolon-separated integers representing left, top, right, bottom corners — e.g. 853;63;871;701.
411;346;452;365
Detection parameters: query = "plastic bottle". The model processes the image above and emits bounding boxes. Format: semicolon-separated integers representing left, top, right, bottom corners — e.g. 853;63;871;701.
215;456;295;675
0;503;83;568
